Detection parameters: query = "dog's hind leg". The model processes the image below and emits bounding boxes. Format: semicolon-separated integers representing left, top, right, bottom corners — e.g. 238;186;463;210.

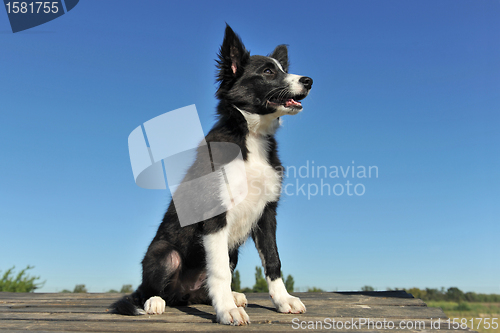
111;241;181;316
141;240;182;314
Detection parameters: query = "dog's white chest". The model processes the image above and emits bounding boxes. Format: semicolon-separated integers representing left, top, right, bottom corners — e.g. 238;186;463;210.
224;134;281;249
244;135;281;203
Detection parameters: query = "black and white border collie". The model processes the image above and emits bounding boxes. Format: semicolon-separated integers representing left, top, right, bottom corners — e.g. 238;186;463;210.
112;24;313;326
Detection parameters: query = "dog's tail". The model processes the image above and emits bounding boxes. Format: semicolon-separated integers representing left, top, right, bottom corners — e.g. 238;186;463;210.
110;289;146;316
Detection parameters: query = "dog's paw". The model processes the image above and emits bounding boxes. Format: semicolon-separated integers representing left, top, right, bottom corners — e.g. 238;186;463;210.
217;307;250;326
144;296;166;315
272;294;306;314
232;291;247;307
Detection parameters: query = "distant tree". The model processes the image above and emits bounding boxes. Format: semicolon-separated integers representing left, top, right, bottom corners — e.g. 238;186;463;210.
446;287;465;303
73;284;87;293
464;292;478;302
285;274;295;292
400;287;500;303
232;270;241;292
120;284;133;293
253;267;268;293
61;289;72;293
425;288;444;301
486;294;500;302
0;266;44;292
107;289;119;293
307;287;324;292
407;287;427;300
361;285;375;292
240;287;253;293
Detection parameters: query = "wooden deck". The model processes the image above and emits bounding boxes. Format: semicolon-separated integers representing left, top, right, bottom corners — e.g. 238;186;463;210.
0;291;477;332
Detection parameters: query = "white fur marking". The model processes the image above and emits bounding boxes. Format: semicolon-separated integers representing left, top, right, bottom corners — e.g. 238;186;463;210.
271;58;284;72
144;296;166;315
236;107;281;136
285;73;305;95
221;111;283;250
204;229;250;325
232;291;248;307
267;277;306;314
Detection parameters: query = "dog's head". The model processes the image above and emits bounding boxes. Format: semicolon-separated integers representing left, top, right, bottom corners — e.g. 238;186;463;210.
216;25;312;117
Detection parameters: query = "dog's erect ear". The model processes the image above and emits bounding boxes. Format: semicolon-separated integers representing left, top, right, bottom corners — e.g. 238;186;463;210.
269;44;289;73
217;25;249;80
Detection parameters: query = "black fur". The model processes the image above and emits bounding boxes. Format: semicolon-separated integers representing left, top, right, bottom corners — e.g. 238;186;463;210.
111;24;312;318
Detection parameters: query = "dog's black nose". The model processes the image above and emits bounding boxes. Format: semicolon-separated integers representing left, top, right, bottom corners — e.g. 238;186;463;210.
299;76;313;89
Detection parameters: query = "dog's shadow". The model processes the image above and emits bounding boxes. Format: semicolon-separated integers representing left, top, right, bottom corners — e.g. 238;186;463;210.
176;303;275;322
175;306;214;321
247;303;274;311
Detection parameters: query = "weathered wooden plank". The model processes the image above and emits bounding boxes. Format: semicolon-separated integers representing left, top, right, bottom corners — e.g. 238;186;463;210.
0;320;475;332
0;292;443;320
1;292;427;306
335;291;414;298
0;292;118;300
0;304;448;322
1;303;441;319
0;292;477;332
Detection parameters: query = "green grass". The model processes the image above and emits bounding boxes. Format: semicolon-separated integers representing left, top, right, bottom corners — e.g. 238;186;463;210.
427;302;500;333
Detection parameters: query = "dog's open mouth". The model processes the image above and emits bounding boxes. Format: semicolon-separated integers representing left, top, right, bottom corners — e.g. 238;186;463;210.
268;94;307;109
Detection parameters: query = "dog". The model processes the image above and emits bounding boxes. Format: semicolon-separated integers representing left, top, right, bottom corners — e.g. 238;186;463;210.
112;24;313;326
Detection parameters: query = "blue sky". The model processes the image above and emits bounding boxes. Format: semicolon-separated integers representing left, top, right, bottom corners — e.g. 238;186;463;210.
1;1;498;294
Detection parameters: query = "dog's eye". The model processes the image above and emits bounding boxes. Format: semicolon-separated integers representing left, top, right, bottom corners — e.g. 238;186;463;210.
263;68;273;74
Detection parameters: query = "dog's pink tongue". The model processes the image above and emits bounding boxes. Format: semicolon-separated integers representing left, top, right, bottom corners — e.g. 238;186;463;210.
285;99;302;107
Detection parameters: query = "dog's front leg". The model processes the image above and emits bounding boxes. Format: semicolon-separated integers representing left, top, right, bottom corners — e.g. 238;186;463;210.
252;202;306;314
203;228;250;325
